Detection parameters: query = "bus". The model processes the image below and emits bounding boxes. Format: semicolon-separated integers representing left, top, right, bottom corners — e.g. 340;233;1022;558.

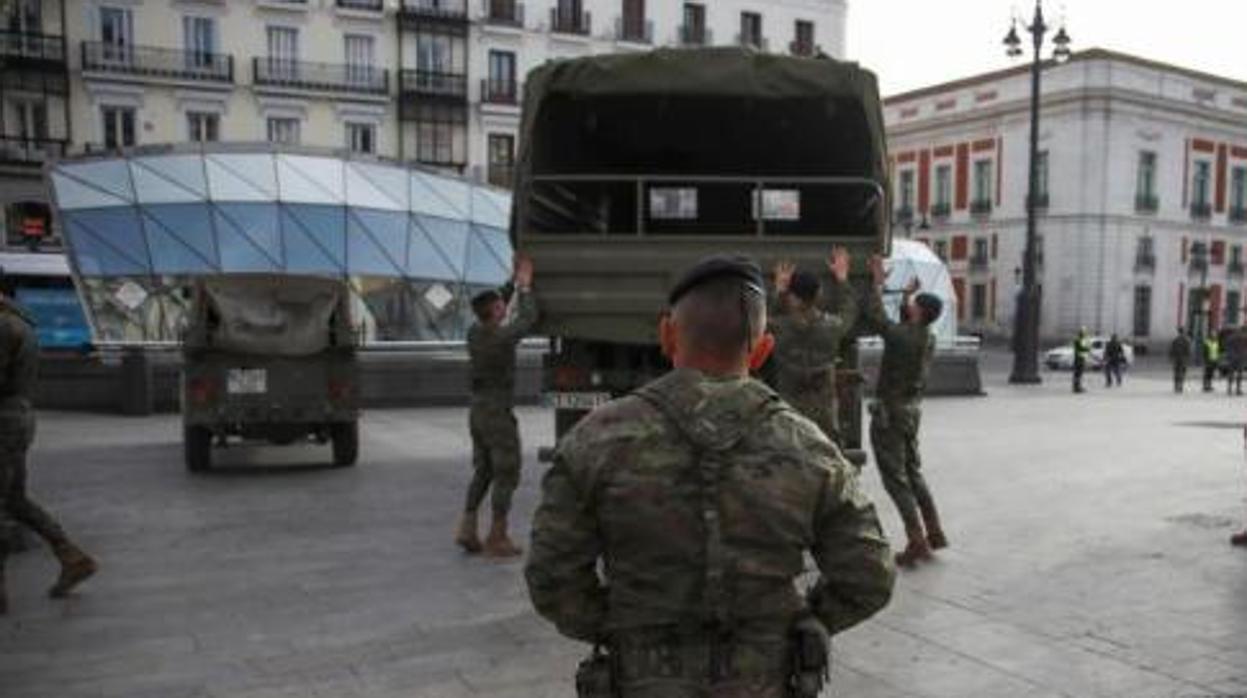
0;252;92;353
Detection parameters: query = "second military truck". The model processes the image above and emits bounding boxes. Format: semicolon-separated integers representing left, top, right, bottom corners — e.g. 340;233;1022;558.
512;47;892;461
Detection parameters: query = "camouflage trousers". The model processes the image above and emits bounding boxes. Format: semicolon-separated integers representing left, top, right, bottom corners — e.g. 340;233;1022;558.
0;410;69;553
465;402;521;516
611;628;789;698
868;401;934;531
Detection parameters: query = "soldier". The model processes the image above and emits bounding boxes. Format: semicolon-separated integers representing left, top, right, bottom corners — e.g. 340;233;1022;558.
1072;327;1091;394
1226;327;1247;396
767;247;857;446
862;256;946;567
525;255;895;698
454;254;538;559
1169;327;1192;393
1;270;97;615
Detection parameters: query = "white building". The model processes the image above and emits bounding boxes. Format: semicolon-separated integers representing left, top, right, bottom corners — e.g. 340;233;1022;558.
1;0;847;255
884;49;1247;350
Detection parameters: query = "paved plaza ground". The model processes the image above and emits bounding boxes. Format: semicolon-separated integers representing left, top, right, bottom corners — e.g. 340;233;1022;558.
2;352;1247;698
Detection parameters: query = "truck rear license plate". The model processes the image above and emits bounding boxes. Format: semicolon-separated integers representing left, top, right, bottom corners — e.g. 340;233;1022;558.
545;392;611;410
227;368;267;394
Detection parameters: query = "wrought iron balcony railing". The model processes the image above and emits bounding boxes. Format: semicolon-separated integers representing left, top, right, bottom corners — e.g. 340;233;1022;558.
929;201;951;219
970;198;993;216
481;79;519;104
483;0;524;26
1135;193;1158;213
969;254;990;271
679;24;710;45
401;69;467;98
1230;207;1247;224
1190;200;1212;219
615;17;653;43
83;41;233;83
550;8;591;35
0;31;65;63
0;135;68;166
253;57;387;95
401;0;468;20
487;164;515;189
337;0;383;9
1134;253;1156;272
894;207;914;226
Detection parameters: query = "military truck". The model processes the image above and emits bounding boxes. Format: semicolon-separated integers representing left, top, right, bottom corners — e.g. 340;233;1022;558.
181;274;360;472
512;48;891;462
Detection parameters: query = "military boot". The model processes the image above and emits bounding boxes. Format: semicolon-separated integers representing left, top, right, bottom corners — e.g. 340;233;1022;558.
454;511;484;554
48;541;97;599
1231;530;1247;547
894;527;932;568
919;502;948;550
483;515;523;559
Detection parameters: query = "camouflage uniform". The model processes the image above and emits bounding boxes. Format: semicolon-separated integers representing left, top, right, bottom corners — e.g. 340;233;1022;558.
1;296;96;612
768;280;857;445
525;368;895;697
860;291;939;540
1169;333;1191;393
464;285;538;516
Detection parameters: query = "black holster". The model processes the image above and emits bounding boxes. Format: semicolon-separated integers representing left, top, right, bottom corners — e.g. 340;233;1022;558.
575;644;616;698
789;616;831;698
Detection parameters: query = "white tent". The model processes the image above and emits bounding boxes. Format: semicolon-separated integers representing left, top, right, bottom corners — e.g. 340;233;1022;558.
877;239;959;346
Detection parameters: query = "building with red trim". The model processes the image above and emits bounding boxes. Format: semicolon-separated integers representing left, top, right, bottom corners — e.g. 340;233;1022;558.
884;48;1247;349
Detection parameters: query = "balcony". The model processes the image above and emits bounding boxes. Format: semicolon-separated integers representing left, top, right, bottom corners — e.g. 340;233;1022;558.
487;164;514;189
0;136;68;167
790;40;819;57
1231;207;1247;225
736;34;769;51
400;0;469;30
929;201;951;220
970;198;993;216
480;79;519;105
483;0;524;27
1190;200;1212;220
550;8;591;35
402;69;467;99
969;254;990;272
337;0;383;10
1135;193;1158;213
253;58;387;95
0;31;65;66
83;42;233;83
679;24;710;45
1134;253;1156;273
615;17;653;44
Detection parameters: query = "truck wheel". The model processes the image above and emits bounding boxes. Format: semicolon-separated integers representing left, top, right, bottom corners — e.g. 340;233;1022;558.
331;421;359;467
184;425;212;473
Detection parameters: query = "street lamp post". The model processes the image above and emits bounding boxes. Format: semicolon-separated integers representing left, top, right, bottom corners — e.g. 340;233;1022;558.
1005;1;1070;385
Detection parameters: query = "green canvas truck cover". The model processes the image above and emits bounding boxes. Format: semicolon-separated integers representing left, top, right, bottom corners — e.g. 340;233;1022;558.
513;47;890;344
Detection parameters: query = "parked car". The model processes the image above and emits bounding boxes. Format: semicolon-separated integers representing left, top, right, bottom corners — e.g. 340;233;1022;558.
1044;336;1134;370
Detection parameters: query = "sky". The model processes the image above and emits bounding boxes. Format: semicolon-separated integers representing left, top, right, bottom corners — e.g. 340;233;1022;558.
847;0;1247;97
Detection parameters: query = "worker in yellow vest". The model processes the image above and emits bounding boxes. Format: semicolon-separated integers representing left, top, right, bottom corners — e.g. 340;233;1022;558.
1203;334;1221;393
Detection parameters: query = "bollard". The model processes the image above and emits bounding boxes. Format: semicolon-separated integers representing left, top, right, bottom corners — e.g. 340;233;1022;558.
119;347;153;416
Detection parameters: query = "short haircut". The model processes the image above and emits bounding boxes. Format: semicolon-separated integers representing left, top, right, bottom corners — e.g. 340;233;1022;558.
672;276;766;361
789;270;820;303
471;290;501;321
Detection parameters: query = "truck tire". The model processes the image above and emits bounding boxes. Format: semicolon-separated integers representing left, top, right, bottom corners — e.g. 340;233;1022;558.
331;421;359;467
184;425;212;473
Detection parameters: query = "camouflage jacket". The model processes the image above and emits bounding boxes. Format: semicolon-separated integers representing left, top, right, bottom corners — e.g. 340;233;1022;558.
525;368;895;643
0;296;38;413
767;279;858;397
860;290;934;406
467;287;538;409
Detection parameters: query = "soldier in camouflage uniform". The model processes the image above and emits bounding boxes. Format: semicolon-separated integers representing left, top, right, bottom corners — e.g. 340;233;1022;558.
526;255;895;697
455;254;539;558
0;272;97;614
767;247;858;446
861;255;947;567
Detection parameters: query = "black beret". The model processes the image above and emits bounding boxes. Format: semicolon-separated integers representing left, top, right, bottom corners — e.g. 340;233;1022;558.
668;254;765;306
915;293;943;324
788;269;820;302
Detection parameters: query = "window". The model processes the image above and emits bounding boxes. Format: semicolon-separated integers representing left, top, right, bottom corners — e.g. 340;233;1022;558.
1136;151;1156;199
344;34;375;85
973;237;989;263
417;33;453;75
934;239;948;261
266;26;299;79
971;283;987;320
1193;160;1211;206
793;20;814;55
973;159;992;205
101;106;135;148
753;189;799;221
897;170;914;214
346;122;375;154
11;100;48;141
682;3;706;44
934;164;951;211
267;117;300;145
187;111;219;142
1132;286;1152;337
183;16;217;69
740;12;762;48
621;0;646;41
486;50;516;101
1232;166;1246;212
1228;290;1242;327
8;0;41;35
99;6;133;61
487;133;515;188
650;188;697;220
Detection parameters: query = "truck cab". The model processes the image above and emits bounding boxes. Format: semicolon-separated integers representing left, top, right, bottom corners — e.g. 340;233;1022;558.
513;48;891;459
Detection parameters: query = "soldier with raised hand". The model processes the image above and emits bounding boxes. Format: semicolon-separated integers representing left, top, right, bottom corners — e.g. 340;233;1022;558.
525;255;895;698
0;269;97;615
863;255;946;568
454;254;538;559
768;246;858;446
